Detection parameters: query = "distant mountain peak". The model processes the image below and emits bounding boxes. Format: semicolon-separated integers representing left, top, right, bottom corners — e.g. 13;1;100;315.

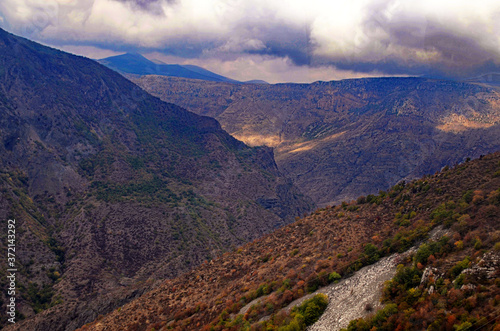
149;57;167;65
98;52;240;83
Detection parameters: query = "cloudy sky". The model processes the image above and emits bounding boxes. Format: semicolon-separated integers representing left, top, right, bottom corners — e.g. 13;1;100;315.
0;0;499;83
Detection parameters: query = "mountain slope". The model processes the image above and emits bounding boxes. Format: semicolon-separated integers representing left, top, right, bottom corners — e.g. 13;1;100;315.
78;152;500;331
134;75;500;206
98;53;238;83
0;28;312;330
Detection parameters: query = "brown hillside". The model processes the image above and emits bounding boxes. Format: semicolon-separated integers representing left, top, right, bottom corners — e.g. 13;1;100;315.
80;152;500;331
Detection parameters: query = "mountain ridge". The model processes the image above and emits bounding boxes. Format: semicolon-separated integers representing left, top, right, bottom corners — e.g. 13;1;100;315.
0;28;312;330
98;52;240;83
134;75;500;206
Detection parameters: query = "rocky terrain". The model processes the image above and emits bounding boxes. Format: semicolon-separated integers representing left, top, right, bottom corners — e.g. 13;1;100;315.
0;28;312;330
307;226;450;331
78;152;500;330
309;254;403;331
135;75;500;206
1;26;499;331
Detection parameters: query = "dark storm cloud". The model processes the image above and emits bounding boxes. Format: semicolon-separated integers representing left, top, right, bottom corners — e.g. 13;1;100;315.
113;0;174;13
245;25;312;66
333;59;433;76
422;30;494;66
0;0;498;82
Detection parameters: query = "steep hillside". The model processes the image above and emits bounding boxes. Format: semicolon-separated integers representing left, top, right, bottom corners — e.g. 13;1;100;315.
135;75;500;206
79;152;500;331
0;29;312;330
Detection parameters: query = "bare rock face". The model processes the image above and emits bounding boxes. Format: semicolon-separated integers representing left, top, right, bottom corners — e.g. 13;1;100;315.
135;76;500;206
0;28;312;330
462;251;500;280
420;267;442;285
308;255;400;331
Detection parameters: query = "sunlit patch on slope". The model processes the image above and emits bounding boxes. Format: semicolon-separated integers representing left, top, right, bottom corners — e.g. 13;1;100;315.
231;133;281;147
277;131;347;158
436;113;498;132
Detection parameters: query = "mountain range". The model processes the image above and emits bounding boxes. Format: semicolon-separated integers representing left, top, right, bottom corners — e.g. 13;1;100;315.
0;28;311;330
134;75;500;206
98;53;268;84
1;26;500;331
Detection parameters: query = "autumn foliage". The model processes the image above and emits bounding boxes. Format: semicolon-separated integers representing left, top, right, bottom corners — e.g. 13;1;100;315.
80;153;500;331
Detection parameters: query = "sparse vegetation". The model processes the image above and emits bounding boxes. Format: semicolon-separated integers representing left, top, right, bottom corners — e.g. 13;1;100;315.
80;153;500;331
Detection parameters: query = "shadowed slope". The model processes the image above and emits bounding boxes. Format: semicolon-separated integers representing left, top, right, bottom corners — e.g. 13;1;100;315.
0;28;312;330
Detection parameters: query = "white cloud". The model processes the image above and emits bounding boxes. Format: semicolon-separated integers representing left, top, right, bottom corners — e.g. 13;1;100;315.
56;44;124;59
309;0;500;65
145;52;395;83
1;0;499;81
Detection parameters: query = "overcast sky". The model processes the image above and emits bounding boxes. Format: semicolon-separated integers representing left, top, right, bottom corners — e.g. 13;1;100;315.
1;0;499;83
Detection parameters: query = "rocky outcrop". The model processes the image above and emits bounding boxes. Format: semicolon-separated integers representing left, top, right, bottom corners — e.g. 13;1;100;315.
462;251;500;280
420;267;442;285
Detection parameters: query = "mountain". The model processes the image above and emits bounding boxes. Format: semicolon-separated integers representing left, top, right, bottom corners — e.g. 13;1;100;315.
243;80;270;84
98;53;239;83
78;152;500;331
0;28;312;330
134;75;500;206
464;72;500;87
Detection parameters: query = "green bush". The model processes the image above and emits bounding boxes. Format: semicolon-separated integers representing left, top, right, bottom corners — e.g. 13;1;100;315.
474;238;482;250
276;294;329;330
356;196;367;204
294;293;328;326
384;265;422;299
328;272;341;283
463;190;474;203
26;283;54;313
494;242;500;251
278;318;302;331
361;243;381;264
372;303;398;326
343;304;397;331
449;257;470;278
454;321;473;331
430;201;457;226
415;243;432;264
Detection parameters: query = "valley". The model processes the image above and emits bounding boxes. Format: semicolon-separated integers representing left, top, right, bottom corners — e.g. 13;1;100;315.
0;24;499;331
135;75;500;206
